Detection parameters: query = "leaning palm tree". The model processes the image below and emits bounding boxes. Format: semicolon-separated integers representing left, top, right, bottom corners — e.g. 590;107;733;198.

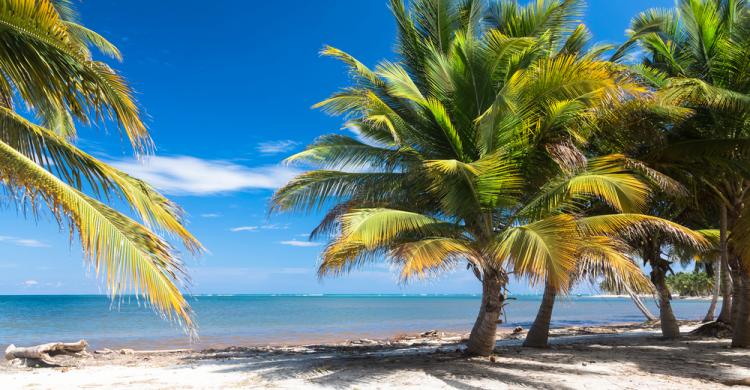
0;0;202;330
617;0;750;346
273;0;704;356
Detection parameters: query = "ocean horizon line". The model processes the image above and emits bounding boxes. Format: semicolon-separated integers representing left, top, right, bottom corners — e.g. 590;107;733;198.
0;292;616;297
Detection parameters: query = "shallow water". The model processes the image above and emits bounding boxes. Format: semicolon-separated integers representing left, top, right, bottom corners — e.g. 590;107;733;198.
0;294;714;349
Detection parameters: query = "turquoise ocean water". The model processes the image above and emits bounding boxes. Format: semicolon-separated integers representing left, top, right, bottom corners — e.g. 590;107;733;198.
0;295;713;349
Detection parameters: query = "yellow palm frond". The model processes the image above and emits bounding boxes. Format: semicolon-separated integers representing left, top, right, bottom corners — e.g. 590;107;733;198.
0;138;194;332
578;213;709;249
523;154;651;217
576;235;653;293
0;107;203;253
492;214;580;290
390;238;476;281
0;0;149;151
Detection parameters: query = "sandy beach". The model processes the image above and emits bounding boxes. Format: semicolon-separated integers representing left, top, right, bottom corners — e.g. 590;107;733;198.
3;322;749;389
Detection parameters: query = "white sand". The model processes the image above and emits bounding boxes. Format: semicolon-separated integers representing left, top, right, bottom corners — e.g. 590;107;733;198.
2;323;749;389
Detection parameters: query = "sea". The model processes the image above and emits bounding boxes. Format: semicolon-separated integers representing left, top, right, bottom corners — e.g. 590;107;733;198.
0;294;714;350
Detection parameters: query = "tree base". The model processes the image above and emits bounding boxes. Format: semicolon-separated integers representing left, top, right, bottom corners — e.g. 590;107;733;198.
689;321;733;338
5;340;89;367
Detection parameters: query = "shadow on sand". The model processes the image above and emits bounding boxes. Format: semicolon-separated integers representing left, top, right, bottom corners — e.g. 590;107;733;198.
175;330;749;389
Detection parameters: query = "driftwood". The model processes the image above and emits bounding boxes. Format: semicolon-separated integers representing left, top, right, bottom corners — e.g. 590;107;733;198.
4;340;89;367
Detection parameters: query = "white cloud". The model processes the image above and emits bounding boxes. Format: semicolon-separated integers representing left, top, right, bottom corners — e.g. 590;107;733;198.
280;240;322;247
111;156;299;196
230;226;259;232
257;140;299;155
0;236;49;248
261;224;289;230
16;239;49;248
200;213;221;218
22;280;38;287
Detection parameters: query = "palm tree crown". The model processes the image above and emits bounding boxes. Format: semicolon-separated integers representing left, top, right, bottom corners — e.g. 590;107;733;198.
273;0;705;355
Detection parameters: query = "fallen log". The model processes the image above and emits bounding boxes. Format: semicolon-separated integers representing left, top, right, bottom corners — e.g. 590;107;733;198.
4;340;89;367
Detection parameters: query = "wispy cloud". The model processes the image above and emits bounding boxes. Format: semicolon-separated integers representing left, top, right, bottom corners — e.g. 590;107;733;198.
257;140;299;155
16;239;49;248
261;223;289;230
230;226;258;232
231;224;289;232
200;213;222;218
22;280;38;287
111;156;299;196
280;240;322;247
0;236;49;248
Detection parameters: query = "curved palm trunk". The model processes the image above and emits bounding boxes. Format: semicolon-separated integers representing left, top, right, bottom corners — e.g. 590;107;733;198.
718;205;733;324
523;282;557;348
467;271;504;356
703;262;720;322
625;284;658;322
651;261;680;339
732;271;750;347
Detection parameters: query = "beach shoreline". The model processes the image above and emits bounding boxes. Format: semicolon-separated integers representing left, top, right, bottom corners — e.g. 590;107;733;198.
3;321;748;389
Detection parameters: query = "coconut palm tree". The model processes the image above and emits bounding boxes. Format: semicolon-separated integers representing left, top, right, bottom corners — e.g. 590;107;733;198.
273;0;705;356
620;0;750;346
522;234;656;347
0;0;203;330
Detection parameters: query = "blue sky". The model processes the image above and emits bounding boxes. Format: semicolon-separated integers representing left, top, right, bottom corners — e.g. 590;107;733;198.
0;0;674;295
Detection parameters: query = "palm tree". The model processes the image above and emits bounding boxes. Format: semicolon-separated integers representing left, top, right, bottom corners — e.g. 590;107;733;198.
522;234;655;347
273;0;704;356
620;0;750;346
0;0;203;330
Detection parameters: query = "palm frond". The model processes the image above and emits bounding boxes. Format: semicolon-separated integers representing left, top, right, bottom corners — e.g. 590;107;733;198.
391;238;475;280
578;213;709;249
492;214;579;290
0;138;194;332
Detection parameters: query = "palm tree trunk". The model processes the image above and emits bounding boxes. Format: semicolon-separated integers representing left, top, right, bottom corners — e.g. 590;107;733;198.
718;205;733;323
625;284;658;322
732;259;742;326
466;271;504;356
523;282;557;348
703;261;720;322
732;271;750;348
651;260;680;339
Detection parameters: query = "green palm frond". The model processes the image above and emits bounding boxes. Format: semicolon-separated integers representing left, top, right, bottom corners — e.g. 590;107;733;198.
285;134;418;171
320;46;384;88
339;208;458;249
486;0;584;45
271;171;411;213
